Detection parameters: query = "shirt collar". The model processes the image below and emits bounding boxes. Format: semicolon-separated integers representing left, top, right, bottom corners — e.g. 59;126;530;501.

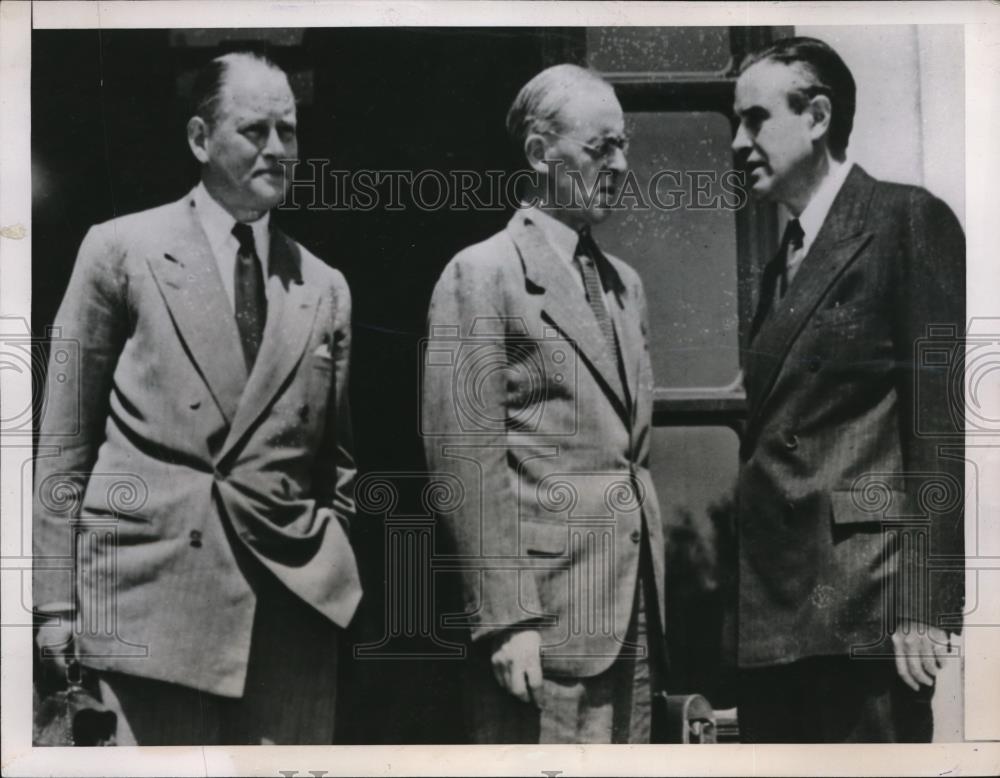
193;182;271;265
795;160;853;252
522;204;584;266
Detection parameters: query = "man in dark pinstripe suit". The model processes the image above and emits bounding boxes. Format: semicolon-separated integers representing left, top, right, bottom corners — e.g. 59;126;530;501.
731;37;965;742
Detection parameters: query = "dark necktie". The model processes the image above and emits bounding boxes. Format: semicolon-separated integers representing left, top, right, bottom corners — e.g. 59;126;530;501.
232;222;267;371
777;218;804;298
575;226;619;362
750;218;804;337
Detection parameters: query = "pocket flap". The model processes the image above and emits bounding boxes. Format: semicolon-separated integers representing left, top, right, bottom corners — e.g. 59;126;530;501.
520;520;568;556
830;489;906;525
812;301;878;328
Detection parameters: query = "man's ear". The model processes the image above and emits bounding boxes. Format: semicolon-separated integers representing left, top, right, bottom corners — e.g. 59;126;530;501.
524;133;551;174
807;94;833;144
187;116;211;164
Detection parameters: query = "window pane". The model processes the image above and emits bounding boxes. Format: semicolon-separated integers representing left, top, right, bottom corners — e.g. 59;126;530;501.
651;425;738;536
599;111;740;388
587;27;732;74
650;425;739;701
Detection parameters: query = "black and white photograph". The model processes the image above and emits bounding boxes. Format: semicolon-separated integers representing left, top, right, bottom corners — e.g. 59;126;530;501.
2;1;999;775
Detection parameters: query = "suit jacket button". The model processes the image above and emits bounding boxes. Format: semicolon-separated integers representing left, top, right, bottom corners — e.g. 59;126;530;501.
630;529;641;544
807;355;822;373
784;433;799;451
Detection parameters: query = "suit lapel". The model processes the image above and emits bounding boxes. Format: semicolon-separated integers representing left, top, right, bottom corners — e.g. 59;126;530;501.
607;271;640;421
745;166;876;422
146;193;247;423
219;227;320;461
508;212;629;418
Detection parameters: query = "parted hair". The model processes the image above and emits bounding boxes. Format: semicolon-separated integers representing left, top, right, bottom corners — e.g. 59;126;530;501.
740;37;856;160
189;51;286;126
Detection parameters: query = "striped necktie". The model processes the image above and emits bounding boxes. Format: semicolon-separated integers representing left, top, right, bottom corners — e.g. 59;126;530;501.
575;226;619;361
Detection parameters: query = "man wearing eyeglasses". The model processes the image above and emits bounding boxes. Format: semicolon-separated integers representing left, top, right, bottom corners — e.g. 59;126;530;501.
423;64;666;743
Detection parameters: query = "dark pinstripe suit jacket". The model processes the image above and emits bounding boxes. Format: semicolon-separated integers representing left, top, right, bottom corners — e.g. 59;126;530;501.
737;165;965;667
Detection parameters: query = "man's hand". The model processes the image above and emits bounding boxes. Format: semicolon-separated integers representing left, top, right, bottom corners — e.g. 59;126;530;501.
892;618;953;691
491;628;543;707
35;617;74;675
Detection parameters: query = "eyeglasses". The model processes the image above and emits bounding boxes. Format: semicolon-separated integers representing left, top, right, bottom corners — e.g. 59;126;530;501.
543;131;630;161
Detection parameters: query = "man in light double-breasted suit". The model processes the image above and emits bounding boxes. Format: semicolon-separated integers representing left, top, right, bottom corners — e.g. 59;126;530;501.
732;37;965;742
33;52;361;744
423;64;666;743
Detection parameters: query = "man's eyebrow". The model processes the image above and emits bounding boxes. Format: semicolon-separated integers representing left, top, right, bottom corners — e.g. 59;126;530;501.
589;130;626;142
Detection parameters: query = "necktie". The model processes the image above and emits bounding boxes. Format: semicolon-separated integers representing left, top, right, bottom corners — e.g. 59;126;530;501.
575;226;619;362
778;218;804;298
750;218;804;336
232;222;267;371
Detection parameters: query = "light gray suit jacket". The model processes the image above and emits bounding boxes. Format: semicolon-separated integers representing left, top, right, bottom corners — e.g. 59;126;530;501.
33;189;362;697
423;210;665;679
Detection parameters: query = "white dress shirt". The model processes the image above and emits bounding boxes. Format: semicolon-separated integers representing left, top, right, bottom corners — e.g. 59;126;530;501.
192;182;271;311
785;160;853;285
523;205;612;311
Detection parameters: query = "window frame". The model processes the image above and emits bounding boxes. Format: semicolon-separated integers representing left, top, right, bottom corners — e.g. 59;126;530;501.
545;25;790;434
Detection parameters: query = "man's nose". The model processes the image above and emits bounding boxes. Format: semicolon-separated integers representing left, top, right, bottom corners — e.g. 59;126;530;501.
262;126;286;156
606;145;628;174
732;123;751;156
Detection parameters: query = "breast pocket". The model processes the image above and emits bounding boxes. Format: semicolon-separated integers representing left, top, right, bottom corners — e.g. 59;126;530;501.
281;335;333;441
812;300;878;329
810;299;894;362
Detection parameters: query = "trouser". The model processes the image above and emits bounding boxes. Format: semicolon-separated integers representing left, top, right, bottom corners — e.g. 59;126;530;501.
93;567;339;745
738;655;934;743
465;529;666;744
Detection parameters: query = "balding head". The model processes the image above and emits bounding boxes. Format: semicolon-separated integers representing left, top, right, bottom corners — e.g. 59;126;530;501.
190;51;289;128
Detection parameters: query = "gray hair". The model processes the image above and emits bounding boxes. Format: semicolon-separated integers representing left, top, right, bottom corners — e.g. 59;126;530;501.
505;64;614;149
